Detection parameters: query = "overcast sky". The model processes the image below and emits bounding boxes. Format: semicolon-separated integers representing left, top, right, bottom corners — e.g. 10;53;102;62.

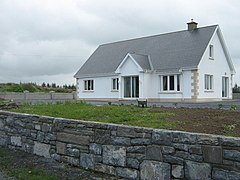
0;0;239;85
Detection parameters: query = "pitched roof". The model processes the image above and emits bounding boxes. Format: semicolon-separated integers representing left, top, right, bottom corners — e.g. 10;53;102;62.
128;53;151;70
74;25;218;78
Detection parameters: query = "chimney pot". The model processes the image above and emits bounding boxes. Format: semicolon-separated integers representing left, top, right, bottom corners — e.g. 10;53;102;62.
187;19;198;31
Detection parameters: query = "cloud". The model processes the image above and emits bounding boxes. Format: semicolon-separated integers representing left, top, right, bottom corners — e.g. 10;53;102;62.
0;0;240;85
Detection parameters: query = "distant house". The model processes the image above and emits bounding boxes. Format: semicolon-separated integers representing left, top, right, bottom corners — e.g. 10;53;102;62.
74;21;235;102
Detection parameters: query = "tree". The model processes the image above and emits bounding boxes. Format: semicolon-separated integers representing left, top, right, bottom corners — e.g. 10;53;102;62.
42;82;46;87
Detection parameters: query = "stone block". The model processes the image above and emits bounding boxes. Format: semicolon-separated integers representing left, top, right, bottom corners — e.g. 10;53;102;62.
127;146;146;154
127;153;146;161
37;131;45;142
131;138;151;145
212;168;240;180
33;141;50;158
117;126;135;137
163;155;184;165
51;153;61;161
42;123;51;132
219;137;240;147
203;145;222;163
112;137;131;146
10;136;22;147
89;143;102;155
146;145;162;161
175;151;203;162
94;155;102;163
223;149;240;162
189;145;202;155
95;163;116;175
57;132;89;145
152;130;172;145
162;146;175;154
116;167;138;179
80;153;95;169
34;124;41;130
0;120;4;129
173;143;188;151
66;148;80;157
127;158;139;169
56;142;66;154
185;161;211;180
197;134;219;145
140;160;170;180
0;137;7;146
95;129;111;144
172;165;184;179
173;132;197;144
102;145;126;166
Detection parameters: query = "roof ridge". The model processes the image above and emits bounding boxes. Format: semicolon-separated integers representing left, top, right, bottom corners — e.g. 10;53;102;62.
100;25;218;46
130;52;149;57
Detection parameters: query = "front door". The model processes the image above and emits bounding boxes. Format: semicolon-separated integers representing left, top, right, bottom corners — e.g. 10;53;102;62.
124;76;139;98
222;77;229;98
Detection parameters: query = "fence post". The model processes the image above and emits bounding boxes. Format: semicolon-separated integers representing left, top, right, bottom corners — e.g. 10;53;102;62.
23;90;29;100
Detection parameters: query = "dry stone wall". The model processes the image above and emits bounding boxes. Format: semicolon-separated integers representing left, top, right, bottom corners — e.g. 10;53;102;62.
0;110;240;179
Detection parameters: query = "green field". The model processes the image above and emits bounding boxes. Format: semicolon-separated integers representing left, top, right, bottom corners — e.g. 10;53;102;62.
11;102;176;129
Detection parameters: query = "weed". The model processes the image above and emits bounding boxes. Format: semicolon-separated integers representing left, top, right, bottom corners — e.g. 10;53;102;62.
218;104;223;109
230;104;237;110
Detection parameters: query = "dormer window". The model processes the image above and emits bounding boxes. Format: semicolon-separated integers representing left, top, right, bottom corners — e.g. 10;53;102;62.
209;45;214;59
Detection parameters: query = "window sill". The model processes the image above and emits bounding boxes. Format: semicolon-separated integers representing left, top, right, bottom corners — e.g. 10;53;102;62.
159;91;182;94
204;90;214;93
209;57;214;60
111;90;119;92
82;90;94;93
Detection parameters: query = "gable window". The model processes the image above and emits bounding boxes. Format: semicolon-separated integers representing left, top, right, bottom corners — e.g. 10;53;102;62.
161;75;181;92
209;45;214;59
112;78;119;91
204;74;213;90
84;80;94;91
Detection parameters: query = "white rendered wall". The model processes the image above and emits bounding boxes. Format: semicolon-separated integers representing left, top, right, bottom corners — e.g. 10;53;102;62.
77;76;119;99
198;30;232;99
142;71;192;100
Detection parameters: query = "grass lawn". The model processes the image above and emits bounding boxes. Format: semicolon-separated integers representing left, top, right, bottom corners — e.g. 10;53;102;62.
11;102;176;129
8;101;240;136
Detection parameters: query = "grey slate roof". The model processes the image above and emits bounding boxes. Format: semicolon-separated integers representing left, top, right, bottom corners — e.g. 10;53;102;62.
129;53;151;70
74;25;218;78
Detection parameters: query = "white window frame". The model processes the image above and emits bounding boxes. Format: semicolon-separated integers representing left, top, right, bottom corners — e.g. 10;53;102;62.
209;44;214;59
160;74;181;92
112;78;119;91
204;74;213;90
84;80;94;91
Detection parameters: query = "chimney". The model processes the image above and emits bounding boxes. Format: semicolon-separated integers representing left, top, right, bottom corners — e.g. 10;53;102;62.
187;19;198;31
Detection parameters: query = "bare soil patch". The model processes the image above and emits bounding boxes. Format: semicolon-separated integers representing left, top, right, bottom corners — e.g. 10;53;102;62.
156;107;240;137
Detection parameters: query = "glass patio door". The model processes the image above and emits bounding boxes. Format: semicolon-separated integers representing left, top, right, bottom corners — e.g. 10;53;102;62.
222;77;229;98
124;76;139;98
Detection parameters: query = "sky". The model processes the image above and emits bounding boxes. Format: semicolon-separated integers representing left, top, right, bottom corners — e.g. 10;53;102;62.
0;0;240;86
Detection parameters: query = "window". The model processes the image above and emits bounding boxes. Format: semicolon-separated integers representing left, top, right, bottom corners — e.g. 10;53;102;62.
161;75;181;92
204;75;213;90
209;45;214;59
112;78;119;91
84;80;94;91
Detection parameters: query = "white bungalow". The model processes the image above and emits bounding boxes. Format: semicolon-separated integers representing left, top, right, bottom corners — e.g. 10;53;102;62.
74;21;235;102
